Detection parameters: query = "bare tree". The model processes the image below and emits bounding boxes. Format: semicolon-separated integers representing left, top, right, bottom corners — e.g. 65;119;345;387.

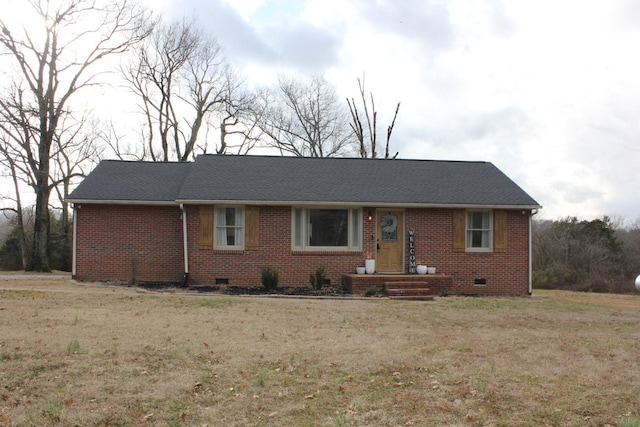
532;216;625;291
0;0;153;271
0;204;35;270
99;118;148;161
0;131;30;269
51;114;102;255
258;75;354;157
123;18;253;161
213;85;266;155
347;75;400;158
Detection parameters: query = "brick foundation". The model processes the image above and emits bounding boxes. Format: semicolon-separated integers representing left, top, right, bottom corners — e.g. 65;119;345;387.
74;205;532;296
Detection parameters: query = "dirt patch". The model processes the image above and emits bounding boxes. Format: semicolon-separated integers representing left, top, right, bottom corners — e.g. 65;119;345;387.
1;277;639;426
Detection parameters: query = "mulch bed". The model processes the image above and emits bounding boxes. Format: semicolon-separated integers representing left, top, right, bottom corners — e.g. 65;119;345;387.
135;282;351;297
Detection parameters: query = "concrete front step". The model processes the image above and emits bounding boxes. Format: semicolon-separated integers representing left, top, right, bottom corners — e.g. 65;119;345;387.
385;281;431;289
342;274;452;296
385;281;435;301
388;295;435;301
386;287;432;295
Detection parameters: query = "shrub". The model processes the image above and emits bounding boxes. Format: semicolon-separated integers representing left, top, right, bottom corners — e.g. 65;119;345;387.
363;286;379;297
261;266;279;291
575;278;611;293
309;267;326;291
532;266;578;289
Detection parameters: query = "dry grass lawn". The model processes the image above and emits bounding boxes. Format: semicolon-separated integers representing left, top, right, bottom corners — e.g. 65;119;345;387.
1;277;639;426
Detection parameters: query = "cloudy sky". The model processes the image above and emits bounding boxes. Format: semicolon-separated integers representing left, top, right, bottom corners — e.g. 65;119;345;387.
137;0;640;222
4;0;640;223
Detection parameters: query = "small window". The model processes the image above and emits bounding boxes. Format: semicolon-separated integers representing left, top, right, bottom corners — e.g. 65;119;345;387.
215;206;244;249
293;207;361;250
467;211;492;251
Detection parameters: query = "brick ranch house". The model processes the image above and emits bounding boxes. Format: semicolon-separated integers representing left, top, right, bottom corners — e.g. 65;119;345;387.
67;154;541;296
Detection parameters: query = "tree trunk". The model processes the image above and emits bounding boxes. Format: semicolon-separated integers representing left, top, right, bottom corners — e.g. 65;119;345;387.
13;186;30;270
29;167;52;272
18;220;29;270
7;158;30;269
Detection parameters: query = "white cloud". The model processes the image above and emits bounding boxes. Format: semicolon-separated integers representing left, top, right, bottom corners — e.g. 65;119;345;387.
3;0;639;222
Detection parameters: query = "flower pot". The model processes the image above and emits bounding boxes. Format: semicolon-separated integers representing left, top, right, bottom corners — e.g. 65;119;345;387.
365;259;375;274
416;265;427;275
356;267;366;274
427;267;436;275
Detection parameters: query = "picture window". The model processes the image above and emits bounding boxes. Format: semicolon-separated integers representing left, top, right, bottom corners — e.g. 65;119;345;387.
293;207;361;250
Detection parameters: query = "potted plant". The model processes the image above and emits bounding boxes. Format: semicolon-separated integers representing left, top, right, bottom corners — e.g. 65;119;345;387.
365;258;375;274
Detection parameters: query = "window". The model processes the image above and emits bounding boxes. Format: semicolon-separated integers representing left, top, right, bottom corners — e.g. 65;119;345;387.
467;210;492;250
293;207;361;250
215;206;244;249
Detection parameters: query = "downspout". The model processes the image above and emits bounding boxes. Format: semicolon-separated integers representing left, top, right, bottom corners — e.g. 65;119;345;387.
180;203;189;287
528;208;539;295
72;204;78;278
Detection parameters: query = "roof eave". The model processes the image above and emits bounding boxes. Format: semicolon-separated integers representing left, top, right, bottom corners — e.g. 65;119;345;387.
66;199;178;206
176;199;542;210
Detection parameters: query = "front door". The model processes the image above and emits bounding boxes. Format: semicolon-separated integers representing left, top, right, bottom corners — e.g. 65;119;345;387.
376;209;404;273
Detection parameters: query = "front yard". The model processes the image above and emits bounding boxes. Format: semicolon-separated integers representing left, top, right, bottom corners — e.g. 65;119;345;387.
1;278;639;426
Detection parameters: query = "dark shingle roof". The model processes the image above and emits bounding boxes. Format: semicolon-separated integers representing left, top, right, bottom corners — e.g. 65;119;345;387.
67;160;191;203
177;155;539;207
68;155;540;208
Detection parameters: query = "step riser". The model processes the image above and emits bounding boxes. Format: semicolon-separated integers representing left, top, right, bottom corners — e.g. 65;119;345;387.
385;281;434;300
387;291;432;296
389;296;435;301
387;285;432;290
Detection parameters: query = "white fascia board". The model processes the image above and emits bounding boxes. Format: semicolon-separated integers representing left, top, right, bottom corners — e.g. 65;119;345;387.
70;198;542;211
177;199;542;210
66;199;178;206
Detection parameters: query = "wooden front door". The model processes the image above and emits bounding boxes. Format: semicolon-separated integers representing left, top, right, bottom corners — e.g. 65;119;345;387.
376;209;404;273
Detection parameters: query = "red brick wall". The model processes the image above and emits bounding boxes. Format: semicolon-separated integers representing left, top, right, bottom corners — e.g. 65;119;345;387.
74;204;184;283
187;206;530;295
75;204;531;295
405;208;531;296
187;205;366;287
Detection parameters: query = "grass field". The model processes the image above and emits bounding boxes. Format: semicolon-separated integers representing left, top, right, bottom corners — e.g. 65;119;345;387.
1;277;639;426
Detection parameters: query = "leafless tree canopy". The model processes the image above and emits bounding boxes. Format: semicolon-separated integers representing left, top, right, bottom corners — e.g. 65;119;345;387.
122;18;256;161
347;75;400;158
0;0;153;271
258;75;355;157
0;2;407;271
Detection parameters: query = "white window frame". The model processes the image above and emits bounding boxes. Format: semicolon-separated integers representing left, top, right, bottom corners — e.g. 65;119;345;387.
292;207;362;251
215;206;244;249
466;210;493;251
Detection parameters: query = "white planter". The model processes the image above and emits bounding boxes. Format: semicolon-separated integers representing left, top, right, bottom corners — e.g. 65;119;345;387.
365;259;375;274
356;267;366;274
416;265;427;275
427;267;436;275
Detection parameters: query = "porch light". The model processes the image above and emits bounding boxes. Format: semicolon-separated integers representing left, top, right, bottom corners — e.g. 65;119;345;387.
367;210;372;221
